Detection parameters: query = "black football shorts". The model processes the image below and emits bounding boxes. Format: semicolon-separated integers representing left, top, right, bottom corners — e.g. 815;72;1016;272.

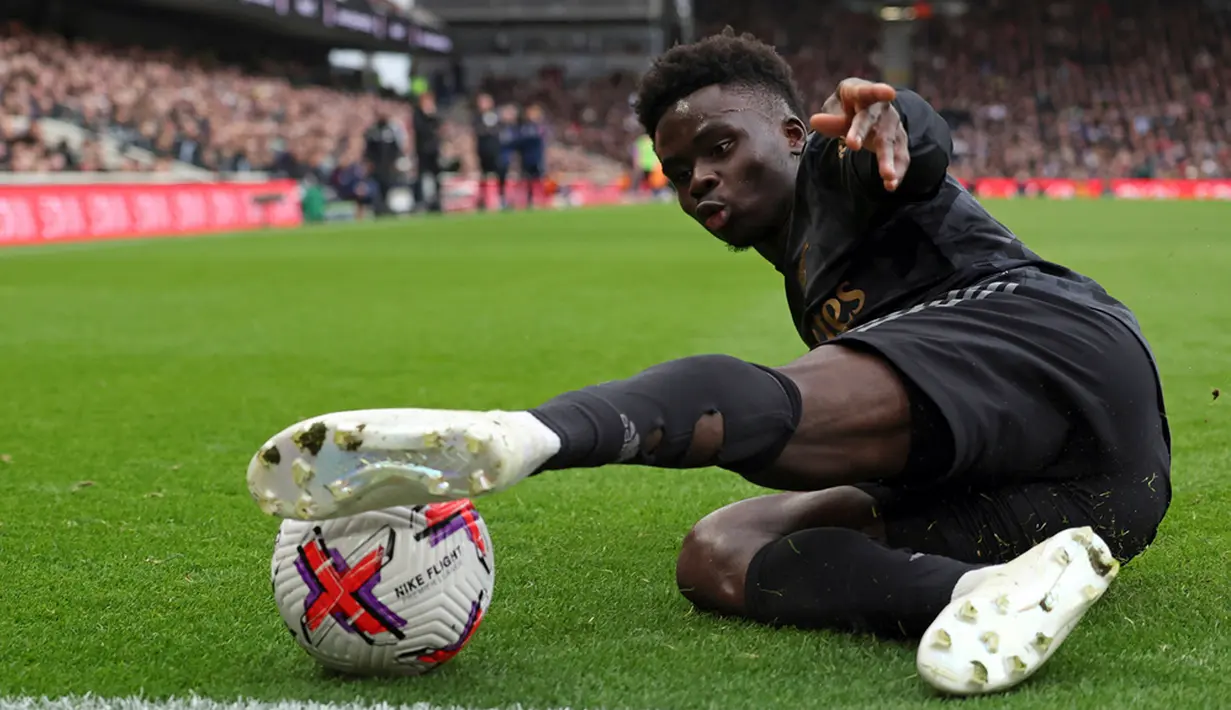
834;276;1171;564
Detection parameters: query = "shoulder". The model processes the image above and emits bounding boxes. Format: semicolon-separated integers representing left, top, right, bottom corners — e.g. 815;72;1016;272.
793;133;851;203
800;132;847;178
802;131;836;158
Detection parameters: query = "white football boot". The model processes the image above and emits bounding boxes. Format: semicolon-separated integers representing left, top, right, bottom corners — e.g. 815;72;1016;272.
246;409;562;520
916;526;1121;696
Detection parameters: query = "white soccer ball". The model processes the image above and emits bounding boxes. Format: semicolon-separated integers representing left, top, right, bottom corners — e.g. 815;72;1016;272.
270;502;495;676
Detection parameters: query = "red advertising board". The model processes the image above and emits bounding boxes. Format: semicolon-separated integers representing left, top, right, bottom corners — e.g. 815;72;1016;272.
971;178;1231;200
440;177;633;213
1105;179;1231;200
0;180;302;247
3;176;1227;250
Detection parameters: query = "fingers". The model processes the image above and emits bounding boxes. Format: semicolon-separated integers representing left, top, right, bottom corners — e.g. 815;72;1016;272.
873;122;911;192
810;78;895;136
878;137;898;190
810;99;889;146
892;128;911;191
844;103;883;150
810;79;909;191
809;112;851;137
851;113;909;191
836;79;897;113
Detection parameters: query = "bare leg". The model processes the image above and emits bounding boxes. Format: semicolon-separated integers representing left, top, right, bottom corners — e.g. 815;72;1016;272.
675;486;884;614
530;344;914;492
750;344;912;490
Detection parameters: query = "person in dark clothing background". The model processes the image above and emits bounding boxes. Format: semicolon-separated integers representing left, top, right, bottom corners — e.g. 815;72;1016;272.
474;93;507;211
498;104;521;208
518;104;548;208
333;157;382;219
413;92;443;214
363;109;405;217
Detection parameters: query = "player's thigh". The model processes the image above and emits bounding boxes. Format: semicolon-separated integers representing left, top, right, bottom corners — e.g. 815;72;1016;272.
870;464;1167;564
835;283;1170;490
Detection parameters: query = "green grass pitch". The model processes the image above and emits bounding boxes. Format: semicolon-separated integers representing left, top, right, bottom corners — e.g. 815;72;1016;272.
1;201;1228;709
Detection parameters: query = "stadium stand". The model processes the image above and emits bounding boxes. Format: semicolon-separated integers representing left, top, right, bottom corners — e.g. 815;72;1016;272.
2;0;1229;238
7;1;1228;182
471;0;1230;182
0;22;417;179
0;19;622;184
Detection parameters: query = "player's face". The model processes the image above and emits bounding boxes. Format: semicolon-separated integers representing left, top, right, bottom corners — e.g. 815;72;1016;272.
654;85;805;250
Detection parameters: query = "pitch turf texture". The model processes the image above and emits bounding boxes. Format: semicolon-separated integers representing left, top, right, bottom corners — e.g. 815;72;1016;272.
1;201;1227;709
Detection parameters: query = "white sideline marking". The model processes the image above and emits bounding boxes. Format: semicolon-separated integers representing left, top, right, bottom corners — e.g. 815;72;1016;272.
0;230;281;259
0;697;575;710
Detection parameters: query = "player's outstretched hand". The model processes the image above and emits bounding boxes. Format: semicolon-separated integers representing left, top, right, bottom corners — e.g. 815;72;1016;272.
809;78;910;192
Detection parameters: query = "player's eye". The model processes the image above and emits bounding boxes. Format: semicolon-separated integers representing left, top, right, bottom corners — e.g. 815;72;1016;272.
712;139;734;156
671;168;693;184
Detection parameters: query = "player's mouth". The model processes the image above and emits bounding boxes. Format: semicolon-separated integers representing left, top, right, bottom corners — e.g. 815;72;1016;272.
696;201;729;231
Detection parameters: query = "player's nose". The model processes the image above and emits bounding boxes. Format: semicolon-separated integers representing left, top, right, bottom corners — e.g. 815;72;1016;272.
688;170;720;202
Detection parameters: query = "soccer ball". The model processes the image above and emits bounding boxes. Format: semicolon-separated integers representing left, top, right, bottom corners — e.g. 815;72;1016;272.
270;501;494;676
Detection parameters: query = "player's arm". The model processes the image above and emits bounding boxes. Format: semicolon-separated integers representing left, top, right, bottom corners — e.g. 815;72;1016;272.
809;79;951;200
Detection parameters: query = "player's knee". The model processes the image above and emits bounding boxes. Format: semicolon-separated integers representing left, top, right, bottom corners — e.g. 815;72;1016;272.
676;488;886;616
676;513;773;617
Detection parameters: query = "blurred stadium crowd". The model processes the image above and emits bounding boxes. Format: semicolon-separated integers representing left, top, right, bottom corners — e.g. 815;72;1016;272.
3;0;1229;184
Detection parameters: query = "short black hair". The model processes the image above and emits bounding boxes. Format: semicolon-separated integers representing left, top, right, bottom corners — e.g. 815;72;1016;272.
634;28;806;138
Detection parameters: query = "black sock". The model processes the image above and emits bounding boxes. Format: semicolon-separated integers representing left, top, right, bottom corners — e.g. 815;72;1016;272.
744;527;979;638
528;354;802;473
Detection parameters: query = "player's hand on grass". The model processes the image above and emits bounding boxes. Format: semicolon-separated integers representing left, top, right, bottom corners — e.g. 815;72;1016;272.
810;78;910;192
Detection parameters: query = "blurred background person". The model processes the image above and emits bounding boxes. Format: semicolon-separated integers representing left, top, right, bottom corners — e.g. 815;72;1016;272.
473;92;506;212
498;104;522;210
632;133;659;196
363;109;407;218
413;92;443;214
333;145;383;220
518;104;548;210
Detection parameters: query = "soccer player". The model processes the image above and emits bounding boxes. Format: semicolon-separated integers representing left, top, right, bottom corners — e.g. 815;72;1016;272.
247;30;1170;696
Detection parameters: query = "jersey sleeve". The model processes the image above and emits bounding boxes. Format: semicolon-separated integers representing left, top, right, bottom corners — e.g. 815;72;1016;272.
808;89;952;207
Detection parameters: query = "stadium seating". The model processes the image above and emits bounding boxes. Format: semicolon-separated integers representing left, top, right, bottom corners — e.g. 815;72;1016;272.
0;22;418;180
3;0;1229;181
481;0;1230;181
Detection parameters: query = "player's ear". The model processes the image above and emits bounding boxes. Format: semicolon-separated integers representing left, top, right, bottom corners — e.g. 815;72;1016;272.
783;116;807;154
